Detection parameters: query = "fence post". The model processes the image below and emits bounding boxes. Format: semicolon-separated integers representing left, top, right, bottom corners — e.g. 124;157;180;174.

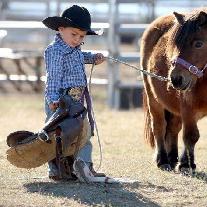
107;0;120;108
56;0;61;16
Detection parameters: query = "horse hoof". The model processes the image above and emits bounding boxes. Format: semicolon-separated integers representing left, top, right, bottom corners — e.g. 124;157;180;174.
178;163;196;175
159;164;172;171
178;166;195;176
169;162;178;170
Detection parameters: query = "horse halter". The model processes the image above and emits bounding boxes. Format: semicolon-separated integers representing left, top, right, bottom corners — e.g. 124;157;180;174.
171;56;207;78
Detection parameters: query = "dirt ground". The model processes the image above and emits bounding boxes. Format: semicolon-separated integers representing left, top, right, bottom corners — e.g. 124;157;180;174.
0;93;207;207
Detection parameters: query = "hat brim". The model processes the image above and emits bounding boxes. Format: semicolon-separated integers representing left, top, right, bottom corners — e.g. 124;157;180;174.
42;16;101;35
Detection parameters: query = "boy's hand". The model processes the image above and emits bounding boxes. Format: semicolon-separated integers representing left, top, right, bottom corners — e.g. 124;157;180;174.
94;53;105;65
49;101;59;111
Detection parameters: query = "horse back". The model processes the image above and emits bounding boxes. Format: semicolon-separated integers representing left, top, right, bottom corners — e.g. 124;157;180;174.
140;14;174;70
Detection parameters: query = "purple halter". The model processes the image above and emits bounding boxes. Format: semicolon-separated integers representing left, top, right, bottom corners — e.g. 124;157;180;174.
171;56;207;78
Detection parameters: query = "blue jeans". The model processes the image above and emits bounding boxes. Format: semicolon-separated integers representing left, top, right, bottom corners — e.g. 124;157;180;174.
45;99;92;176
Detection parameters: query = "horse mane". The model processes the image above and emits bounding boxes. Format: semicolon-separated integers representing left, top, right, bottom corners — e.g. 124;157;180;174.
173;9;207;50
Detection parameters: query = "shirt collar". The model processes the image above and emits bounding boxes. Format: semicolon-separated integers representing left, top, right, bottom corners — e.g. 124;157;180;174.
54;33;80;54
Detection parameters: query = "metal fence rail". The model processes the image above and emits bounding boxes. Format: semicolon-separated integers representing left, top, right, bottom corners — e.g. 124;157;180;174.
0;0;148;109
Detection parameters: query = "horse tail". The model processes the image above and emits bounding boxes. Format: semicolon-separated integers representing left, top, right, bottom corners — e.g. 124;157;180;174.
143;91;155;148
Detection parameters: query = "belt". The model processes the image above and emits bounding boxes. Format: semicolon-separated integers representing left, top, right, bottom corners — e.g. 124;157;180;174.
65;87;85;101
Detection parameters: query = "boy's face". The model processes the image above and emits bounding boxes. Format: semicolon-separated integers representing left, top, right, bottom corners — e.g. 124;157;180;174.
58;27;87;48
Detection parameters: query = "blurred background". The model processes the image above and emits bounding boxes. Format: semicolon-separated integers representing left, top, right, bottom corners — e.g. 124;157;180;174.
0;0;207;109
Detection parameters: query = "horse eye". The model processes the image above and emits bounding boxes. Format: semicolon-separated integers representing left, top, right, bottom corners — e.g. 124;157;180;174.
193;40;204;48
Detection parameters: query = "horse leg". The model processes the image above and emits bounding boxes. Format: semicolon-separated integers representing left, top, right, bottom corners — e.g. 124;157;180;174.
179;121;199;172
164;111;182;169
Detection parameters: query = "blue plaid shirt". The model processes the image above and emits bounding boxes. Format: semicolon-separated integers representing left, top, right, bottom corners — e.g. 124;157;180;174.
44;34;96;104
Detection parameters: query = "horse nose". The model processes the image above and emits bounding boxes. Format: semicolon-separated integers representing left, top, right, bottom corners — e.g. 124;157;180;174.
171;75;184;88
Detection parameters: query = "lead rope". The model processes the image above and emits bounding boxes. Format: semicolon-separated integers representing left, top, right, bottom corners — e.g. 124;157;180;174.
107;56;170;82
88;62;103;171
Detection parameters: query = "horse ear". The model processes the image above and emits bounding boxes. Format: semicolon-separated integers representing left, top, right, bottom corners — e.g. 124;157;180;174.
173;12;185;25
198;11;207;26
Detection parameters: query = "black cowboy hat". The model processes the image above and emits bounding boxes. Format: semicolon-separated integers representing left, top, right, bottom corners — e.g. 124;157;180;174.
42;5;101;35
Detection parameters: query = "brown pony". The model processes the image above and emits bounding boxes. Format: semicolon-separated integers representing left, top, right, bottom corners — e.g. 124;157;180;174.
141;8;207;172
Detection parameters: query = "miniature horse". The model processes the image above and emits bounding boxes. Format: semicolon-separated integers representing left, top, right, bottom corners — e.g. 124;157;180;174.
141;8;207;172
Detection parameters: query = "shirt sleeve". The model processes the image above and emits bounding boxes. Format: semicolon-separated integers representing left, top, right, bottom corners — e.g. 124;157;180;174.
82;51;96;64
44;47;63;105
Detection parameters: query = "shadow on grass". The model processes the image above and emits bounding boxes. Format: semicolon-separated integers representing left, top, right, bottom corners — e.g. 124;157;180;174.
174;169;207;183
24;181;160;207
191;171;207;182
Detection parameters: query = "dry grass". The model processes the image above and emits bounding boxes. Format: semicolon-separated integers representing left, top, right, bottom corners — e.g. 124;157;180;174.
1;93;207;207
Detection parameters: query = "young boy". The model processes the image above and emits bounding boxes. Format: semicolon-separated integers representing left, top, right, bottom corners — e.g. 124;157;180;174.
42;5;106;181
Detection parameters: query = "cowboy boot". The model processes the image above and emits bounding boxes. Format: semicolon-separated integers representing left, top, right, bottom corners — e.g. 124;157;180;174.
89;163;106;177
73;159;106;183
48;156;77;181
64;156;78;180
48;158;62;181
